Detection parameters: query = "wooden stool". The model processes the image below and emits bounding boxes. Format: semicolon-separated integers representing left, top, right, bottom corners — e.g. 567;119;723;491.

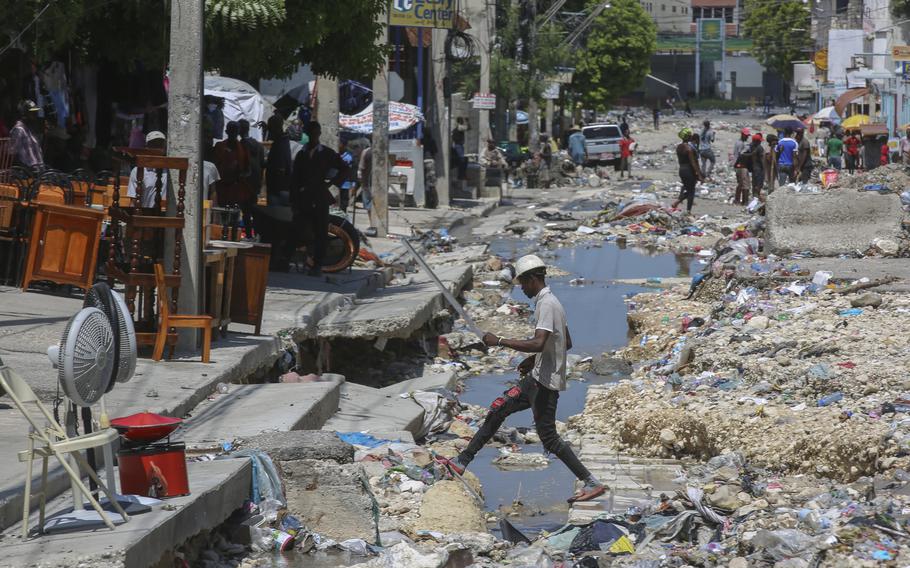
153;263;213;363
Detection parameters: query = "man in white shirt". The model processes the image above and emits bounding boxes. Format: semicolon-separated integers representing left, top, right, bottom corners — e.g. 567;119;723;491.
127;131;168;208
436;255;606;503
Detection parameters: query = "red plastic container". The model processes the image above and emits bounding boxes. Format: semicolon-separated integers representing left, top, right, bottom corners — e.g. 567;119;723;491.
111;412;183;443
117;442;189;498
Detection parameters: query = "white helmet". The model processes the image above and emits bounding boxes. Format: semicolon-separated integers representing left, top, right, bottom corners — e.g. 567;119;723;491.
513;254;547;280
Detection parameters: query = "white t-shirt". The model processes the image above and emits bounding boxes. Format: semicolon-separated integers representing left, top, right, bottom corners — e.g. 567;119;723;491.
202;160;220;201
127;168;169;208
532;286;568;391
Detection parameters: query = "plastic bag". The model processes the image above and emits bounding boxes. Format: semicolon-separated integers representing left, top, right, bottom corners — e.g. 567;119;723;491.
751;529;818;561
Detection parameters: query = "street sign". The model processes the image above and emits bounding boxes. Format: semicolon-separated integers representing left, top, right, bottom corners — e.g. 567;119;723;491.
542;83;560;100
697;18;724;63
472;93;496;109
893;45;910;61
390;0;456;29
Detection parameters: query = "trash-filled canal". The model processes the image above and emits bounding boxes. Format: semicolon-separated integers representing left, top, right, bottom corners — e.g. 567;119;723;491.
267;239;700;567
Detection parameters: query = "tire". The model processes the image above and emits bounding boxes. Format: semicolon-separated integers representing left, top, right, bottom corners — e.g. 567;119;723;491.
322;214;360;273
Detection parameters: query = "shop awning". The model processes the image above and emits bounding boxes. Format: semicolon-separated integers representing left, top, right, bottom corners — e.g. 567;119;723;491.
834;88;868;117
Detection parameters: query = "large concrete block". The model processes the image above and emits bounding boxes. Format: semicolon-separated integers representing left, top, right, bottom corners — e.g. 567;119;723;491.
241;430;354;463
766;189;904;256
282;459;378;542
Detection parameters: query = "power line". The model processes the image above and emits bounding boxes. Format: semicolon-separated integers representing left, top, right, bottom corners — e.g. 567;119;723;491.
0;0;56;59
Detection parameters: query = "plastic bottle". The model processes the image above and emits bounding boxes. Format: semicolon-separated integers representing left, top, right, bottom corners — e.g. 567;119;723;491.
798;509;830;533
818;392;844;407
216;382;230;394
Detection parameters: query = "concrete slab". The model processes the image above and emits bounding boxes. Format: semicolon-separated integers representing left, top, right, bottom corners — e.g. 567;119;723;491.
316;264;473;339
378;369;459;396
322;383;425;436
239;430;354;463
0;458;251;568
183;379;343;446
766;189;904;255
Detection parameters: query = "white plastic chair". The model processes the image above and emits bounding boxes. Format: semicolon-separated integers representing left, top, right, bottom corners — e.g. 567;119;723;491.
0;360;129;537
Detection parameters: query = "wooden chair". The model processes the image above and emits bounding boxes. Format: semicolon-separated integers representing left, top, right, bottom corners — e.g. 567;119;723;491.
0;138;12;183
153;263;212;363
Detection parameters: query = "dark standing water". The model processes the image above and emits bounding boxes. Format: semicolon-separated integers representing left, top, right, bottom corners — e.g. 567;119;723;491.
461;239;698;536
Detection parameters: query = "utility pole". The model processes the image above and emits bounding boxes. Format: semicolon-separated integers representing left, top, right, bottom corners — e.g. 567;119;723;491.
432;27;450;207
528;0;539;150
315;77;339;150
167;0;204;349
372;13;390;237
477;0;493;148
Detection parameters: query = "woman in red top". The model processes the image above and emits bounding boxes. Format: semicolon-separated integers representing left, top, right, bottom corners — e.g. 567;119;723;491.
881;143;890;166
619;135;634;179
844;132;861;174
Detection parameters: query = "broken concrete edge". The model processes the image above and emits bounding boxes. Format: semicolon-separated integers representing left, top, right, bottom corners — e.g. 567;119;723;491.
238;431;356;464
0;338;280;534
314;266;474;340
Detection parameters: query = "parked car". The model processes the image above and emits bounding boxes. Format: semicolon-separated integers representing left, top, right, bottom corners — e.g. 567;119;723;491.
582;124;622;167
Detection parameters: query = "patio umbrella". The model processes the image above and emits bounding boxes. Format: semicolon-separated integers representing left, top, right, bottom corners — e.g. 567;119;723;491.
766;114;805;131
841;114;870;129
813;106;840;122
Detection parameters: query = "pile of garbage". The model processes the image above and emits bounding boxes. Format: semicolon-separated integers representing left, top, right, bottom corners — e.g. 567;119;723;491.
840;163;910;192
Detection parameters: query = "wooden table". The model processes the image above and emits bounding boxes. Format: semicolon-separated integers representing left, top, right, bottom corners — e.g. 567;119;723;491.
203;246;237;337
209;241;270;335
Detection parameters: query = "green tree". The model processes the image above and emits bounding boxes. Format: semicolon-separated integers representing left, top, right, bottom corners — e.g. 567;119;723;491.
742;0;809;81
571;0;656;109
0;0;387;80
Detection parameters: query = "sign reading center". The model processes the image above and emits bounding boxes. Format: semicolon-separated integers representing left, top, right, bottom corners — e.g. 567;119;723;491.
893;45;910;62
390;0;456;29
472;93;496;110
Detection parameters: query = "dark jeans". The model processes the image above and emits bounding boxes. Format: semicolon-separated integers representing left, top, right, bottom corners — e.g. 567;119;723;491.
295;189;331;268
458;374;592;482
678;167;697;212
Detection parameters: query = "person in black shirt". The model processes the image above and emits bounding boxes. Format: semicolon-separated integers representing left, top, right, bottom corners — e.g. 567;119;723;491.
265;115;292;206
291;121;350;276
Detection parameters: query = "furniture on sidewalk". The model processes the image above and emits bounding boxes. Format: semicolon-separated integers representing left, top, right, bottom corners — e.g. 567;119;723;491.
204;246;238;337
0;138;12;182
0;358;129;537
106;150;187;354
215;241;271;335
21;202;105;292
153;263;212;363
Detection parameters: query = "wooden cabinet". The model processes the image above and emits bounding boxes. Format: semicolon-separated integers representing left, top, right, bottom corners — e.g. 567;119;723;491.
227;243;271;334
22;203;104;292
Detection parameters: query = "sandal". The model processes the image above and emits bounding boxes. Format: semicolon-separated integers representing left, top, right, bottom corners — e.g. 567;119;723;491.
568;481;607;503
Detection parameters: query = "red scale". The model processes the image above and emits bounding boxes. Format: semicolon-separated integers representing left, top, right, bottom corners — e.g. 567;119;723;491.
111;412;190;498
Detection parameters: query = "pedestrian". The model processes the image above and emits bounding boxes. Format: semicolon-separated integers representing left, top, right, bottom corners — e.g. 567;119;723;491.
763;95;772;116
795;129;813;183
568;126;587;166
480;138;508;191
775;128;799;185
764;134;779;193
451;117;468;180
620;116;629;138
881;141;890;166
356;146;375;235
238;119;265;200
652;106;660;130
337;140;356;212
826;132;844;170
750;133;765;200
435;255;607;504
671;128;704;214
127;131;169;208
618;132;634;179
213;121;252;217
732;128;752;205
902;127;910;165
265;114;292;206
844;130;861;174
9;99;44;169
684;99;692;117
291;121;351;276
698;120;716;178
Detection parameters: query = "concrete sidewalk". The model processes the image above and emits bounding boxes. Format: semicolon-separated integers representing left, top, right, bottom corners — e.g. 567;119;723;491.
0;199;496;535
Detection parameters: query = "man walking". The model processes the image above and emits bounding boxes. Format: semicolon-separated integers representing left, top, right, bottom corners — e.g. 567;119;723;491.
795;129;813;183
568;127;587;166
436;255;606;503
9;100;44;169
291;121;350;276
239;119;265;200
844;131;861;174
619;132;634;178
732;128;752;205
699;120;716;178
775;128;798;185
750;133;765;200
826;132;844;170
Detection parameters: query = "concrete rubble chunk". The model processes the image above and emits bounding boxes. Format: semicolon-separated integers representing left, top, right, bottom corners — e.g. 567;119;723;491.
239;430;355;463
282;459;379;542
413;480;487;534
766;189;903;256
591;355;633;376
850;292;883;308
